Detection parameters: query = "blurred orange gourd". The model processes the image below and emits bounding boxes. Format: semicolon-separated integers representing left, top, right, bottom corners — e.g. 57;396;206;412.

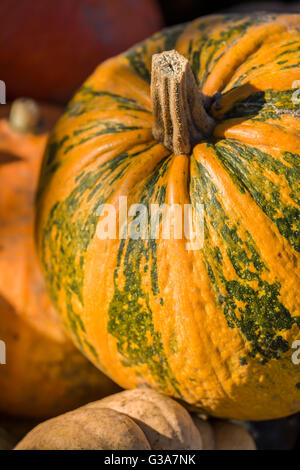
0;100;118;418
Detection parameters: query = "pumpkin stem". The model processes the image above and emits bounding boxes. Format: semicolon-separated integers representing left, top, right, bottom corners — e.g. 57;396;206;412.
151;50;215;155
9;98;41;133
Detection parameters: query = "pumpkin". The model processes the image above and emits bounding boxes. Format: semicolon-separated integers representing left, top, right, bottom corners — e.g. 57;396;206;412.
212;421;256;450
0;0;162;104
86;388;203;449
0;99;119;418
192;416;215;450
36;13;300;420
14;407;151;450
14;389;203;450
14;389;256;450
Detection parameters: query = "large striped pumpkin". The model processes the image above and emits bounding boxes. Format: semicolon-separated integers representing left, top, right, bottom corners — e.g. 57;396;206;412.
36;13;300;420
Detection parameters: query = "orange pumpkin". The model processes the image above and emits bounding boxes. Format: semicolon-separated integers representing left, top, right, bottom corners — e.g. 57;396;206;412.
0;0;163;104
0;99;119;418
36;14;300;420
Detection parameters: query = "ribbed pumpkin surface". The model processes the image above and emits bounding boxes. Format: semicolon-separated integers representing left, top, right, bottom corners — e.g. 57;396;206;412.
36;13;300;420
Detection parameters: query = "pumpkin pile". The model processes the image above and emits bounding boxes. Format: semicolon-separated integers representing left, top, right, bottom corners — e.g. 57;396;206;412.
1;8;300;451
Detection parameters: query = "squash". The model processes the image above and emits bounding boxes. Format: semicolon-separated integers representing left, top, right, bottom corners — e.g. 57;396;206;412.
14;407;151;450
0;0;162;104
86;388;203;449
213;421;256;450
0;99;119;418
14;391;256;450
14;389;204;450
192;416;215;450
36;13;300;420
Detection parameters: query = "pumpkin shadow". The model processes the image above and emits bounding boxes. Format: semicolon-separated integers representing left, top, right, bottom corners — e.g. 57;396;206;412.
0;152;23;165
129;417;181;450
223;83;268;122
217;83;270;122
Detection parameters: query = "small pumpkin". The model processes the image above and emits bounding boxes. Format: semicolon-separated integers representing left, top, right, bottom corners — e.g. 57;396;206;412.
14;407;151;450
14;389;256;450
14;389;203;450
192;416;215;450
36;13;300;420
212;421;256;450
86;388;203;450
0;0;163;104
0;99;119;418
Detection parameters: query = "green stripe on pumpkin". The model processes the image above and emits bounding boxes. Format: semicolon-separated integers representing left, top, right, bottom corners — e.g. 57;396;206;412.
221;90;300;121
190;152;298;363
215;140;300;252
107;156;181;394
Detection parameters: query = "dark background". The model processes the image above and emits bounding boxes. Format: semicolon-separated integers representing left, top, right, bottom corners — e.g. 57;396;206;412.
159;0;300;25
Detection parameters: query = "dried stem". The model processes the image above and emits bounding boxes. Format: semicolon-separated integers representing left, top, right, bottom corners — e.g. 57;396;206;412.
151;50;215;155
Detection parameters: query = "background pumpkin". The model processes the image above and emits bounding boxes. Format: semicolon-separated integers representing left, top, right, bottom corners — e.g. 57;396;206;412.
0;0;162;104
0;100;119;419
14;389;204;450
36;13;300;420
13;388;255;450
